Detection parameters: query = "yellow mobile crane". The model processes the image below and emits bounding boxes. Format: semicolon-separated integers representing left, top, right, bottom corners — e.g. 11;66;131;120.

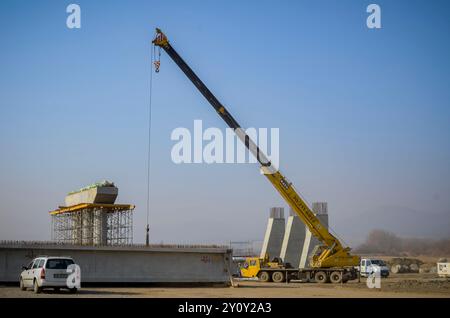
152;28;360;284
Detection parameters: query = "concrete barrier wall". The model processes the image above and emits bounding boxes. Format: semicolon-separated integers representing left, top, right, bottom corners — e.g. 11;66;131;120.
0;242;232;284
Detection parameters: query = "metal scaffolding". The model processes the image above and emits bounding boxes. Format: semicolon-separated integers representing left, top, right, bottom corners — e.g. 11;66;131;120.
50;203;134;246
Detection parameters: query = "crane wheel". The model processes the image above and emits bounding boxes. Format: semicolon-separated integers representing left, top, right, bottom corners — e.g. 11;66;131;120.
314;271;329;284
272;271;285;283
330;271;343;284
258;271;271;283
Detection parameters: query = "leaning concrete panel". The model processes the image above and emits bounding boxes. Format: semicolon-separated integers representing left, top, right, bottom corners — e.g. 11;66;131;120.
260;207;285;259
0;242;232;284
280;208;306;268
299;202;329;268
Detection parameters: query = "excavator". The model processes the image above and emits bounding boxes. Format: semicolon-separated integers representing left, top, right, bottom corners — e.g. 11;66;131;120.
152;28;360;284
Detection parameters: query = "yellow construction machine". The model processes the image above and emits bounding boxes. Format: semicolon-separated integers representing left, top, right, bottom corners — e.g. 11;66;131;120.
153;28;360;284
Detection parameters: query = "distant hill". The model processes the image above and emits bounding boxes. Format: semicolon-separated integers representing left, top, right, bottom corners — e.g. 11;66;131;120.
334;205;450;246
354;229;450;256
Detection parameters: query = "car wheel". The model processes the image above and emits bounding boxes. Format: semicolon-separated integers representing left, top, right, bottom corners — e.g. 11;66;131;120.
33;280;41;294
54;287;60;292
19;278;26;291
69;287;78;294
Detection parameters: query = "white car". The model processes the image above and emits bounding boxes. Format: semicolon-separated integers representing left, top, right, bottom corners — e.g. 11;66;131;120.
19;256;79;293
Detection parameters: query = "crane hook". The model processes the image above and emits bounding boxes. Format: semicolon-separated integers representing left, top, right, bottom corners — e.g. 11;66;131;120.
152;42;162;73
154;60;160;73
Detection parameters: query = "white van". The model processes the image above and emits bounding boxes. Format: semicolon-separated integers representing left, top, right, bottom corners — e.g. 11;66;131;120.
19;256;79;293
360;258;389;278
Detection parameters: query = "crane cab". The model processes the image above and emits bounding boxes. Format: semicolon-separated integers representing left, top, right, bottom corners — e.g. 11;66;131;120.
240;255;287;279
240;257;262;278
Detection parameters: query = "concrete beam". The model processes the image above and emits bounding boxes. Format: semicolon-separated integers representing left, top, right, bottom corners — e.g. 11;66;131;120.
65;186;118;206
280;208;306;268
299;202;329;268
260;207;285;259
0;242;232;284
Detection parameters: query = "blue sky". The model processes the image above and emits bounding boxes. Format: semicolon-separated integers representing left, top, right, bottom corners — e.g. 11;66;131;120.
0;0;449;245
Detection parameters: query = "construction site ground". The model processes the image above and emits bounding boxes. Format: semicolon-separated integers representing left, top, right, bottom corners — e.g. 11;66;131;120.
1;273;449;298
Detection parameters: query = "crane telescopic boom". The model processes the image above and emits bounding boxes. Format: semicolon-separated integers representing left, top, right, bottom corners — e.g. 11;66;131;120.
152;28;359;268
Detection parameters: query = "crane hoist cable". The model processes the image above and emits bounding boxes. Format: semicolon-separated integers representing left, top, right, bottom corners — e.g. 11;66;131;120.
145;41;156;246
145;31;164;245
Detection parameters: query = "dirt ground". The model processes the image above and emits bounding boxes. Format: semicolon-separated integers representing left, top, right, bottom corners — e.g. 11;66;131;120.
1;273;449;298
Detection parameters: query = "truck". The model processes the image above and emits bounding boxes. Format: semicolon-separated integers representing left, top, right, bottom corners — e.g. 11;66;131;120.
239;253;356;283
359;258;389;278
437;262;450;278
152;28;360;284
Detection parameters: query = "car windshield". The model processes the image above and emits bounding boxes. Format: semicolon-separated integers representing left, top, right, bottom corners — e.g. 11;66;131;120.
371;260;386;266
45;259;74;269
